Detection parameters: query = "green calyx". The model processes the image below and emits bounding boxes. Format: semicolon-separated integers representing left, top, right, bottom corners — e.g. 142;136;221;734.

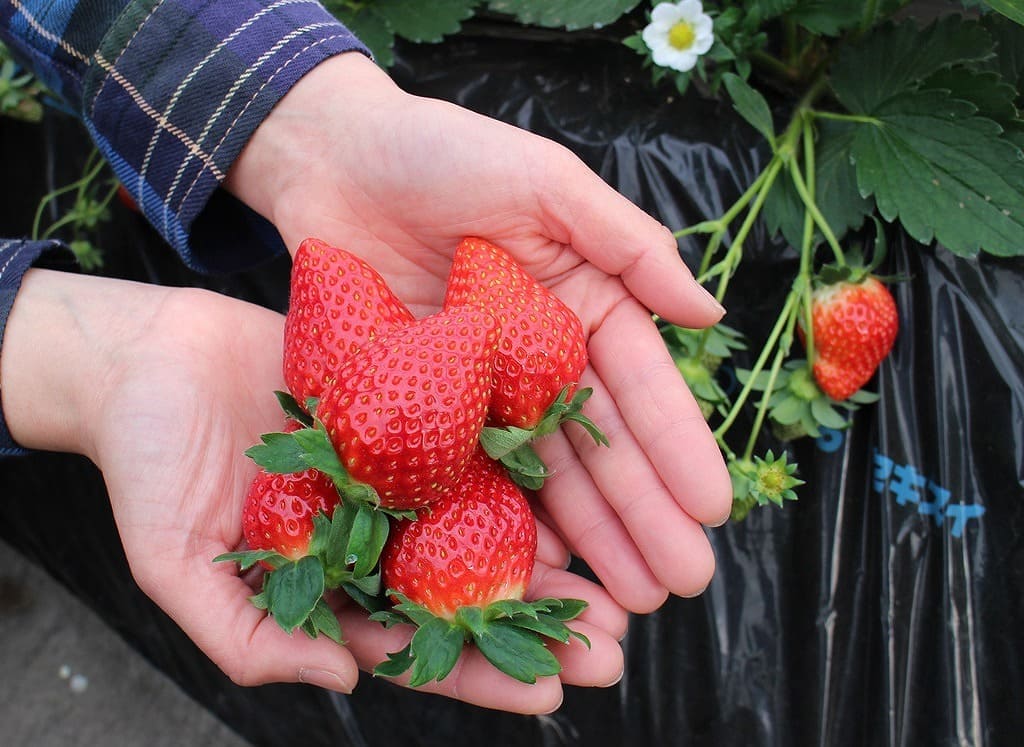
213;498;390;641
729;449;805;516
370;593;590;686
739;360;878;441
480;386;608;490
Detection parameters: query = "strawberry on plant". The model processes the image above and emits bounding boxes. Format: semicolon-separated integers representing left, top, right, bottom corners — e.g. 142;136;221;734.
801;265;898;402
371;451;589;685
443;237;607;487
283;237;415;410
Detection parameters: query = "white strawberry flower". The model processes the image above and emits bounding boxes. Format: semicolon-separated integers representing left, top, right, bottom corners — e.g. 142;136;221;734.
642;0;715;73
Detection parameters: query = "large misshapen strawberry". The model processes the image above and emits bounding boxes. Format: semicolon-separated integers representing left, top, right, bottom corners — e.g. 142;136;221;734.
443;237;607;488
250;307;501;511
283;237;414;410
800;261;898;401
371;450;588;685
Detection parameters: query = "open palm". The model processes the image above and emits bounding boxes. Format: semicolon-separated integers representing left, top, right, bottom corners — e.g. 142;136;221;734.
230;53;733;614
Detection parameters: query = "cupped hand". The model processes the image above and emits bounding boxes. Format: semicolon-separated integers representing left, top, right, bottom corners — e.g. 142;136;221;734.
1;273;624;713
228;52;733;613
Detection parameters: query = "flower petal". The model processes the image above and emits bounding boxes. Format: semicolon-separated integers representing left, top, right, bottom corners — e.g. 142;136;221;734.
651;3;684;24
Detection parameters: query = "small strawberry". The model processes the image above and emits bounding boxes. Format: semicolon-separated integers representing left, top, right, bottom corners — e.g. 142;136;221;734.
313;307;501;510
443;237;607;488
443;237;588;430
283;237;414;410
801;271;898;401
241;467;339;565
216;428;391;640
371;451;588;685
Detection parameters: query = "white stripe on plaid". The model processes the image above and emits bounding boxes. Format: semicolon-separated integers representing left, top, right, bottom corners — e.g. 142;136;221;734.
174;32;352;226
91;50;225;182
137;0;316;205
9;0;89;63
165;20;338;234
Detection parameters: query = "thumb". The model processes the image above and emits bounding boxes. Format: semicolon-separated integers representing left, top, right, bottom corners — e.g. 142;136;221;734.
539;144;725;328
142;549;360;693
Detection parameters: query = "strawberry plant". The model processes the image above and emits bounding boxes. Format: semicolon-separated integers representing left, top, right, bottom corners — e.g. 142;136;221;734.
620;1;1024;518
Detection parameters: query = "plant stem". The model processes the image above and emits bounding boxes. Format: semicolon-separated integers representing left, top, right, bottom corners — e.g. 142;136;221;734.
797;114;818;365
788;161;845;266
713;285;801;444
809;110;880;126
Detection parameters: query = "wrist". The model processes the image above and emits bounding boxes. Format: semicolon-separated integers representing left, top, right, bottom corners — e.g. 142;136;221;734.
223;52;400;253
0;270;169;459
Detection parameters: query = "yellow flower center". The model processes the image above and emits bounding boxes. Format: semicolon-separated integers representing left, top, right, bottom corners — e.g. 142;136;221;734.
668;21;696;51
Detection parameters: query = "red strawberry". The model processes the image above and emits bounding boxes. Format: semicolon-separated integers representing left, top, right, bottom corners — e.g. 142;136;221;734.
802;275;898;401
381;450;538;619
283;237;414;410
371;450;588;685
242;467;340;564
314;307;500;510
443;237;588;429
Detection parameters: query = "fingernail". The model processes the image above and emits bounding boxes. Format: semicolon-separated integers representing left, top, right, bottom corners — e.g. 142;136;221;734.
606;665;626;687
298;667;354;694
693;277;726;317
542;691;565;715
707;511;731;528
681;582;710;599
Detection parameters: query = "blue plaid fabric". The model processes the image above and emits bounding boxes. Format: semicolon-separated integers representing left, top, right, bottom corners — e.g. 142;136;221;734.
0;0;368;453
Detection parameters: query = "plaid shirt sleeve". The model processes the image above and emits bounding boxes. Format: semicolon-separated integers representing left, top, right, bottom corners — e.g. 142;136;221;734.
0;1;368;454
0;0;369;274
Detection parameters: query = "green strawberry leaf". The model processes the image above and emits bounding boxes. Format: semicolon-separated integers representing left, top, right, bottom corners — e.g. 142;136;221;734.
539;598;588;621
813;120;875;241
847;89;1024;257
347;503;390;578
486;0;639;30
408;617;466;687
274;390;314;427
324;2;396;67
923;67;1021;130
830;18;995;114
484;599;541;621
373;644;414;678
984;0;1024;26
506;613;573;643
264;556;326;633
979;14;1024;92
212;549;283;571
480;426;535;459
368;609;410;628
454;605;486;636
372;0;476;44
472;622;561;684
308;599;344;644
785;0;864;37
245;432;309;474
723;72;775;146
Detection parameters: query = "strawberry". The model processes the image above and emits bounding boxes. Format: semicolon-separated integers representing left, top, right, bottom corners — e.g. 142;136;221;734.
443;237;588;430
443;237;607;488
217;424;391;641
381;450;538;618
801;273;898;401
283;237;414;410
313;307;501;510
241;467;340;565
371;450;589;685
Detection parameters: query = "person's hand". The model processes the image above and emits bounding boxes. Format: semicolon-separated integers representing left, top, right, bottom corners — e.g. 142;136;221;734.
0;269;627;713
227;52;733;614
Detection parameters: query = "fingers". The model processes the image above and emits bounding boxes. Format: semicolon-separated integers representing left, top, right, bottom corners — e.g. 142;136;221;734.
536;144;725;328
138;545;360;694
588;299;733;526
336;562;625;714
537;297;731;603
